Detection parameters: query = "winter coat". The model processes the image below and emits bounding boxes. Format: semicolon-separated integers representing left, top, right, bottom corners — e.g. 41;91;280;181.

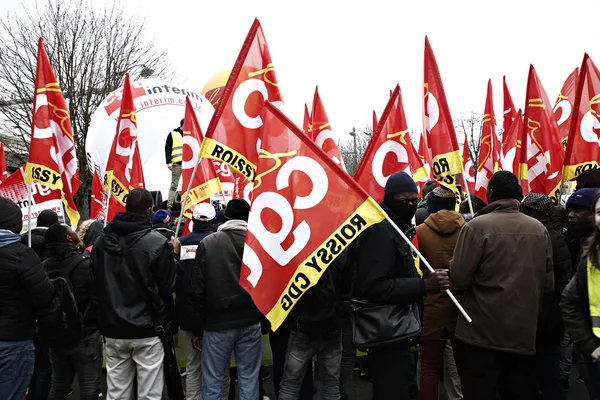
450;199;554;355
21;227;50;261
44;243;98;336
189;219;262;334
91;212;178;339
175;222;217;331
0;230;54;341
561;254;600;359
416;210;465;340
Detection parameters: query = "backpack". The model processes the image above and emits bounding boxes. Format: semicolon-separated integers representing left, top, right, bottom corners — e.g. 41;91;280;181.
38;255;89;348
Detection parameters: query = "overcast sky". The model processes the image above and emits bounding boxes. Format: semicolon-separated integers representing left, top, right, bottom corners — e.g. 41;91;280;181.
3;0;600;143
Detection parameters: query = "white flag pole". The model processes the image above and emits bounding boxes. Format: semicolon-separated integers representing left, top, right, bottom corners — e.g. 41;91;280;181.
175;156;202;236
385;215;473;323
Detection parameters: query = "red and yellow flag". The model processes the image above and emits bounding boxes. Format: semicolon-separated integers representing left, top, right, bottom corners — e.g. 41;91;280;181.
242;102;386;330
417;132;433;195
199;19;283;186
90;167;106;221
554;68;579;151
24;38;81;226
0;143;7;184
503;76;518;136
181;97;223;219
354;85;428;202
563;54;600;182
303;104;311;135
462;134;476;195
310;87;345;169
423;37;463;202
500;109;523;175
474;80;497;203
104;74;145;222
519;65;564;201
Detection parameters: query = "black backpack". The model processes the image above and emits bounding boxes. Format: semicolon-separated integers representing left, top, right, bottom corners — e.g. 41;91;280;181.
38;255;89;348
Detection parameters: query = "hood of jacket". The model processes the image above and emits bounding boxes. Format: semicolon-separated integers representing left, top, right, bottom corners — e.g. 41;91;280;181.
218;219;248;232
102;212;152;255
424;210;465;236
45;243;82;268
474;198;520;218
0;229;22;248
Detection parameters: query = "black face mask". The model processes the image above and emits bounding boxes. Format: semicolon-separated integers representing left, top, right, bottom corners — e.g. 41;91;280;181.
564;219;594;245
387;201;418;225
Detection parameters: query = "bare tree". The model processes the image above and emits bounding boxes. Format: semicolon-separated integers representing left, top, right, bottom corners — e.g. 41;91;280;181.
340;125;372;176
0;0;170;220
454;111;483;180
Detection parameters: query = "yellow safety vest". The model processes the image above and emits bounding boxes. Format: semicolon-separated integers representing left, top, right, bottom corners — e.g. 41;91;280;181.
587;252;600;338
171;130;183;163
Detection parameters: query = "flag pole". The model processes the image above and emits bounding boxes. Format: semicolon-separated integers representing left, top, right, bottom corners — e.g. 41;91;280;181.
461;174;475;216
103;189;110;227
385;215;473;323
27;183;32;247
175;155;202;236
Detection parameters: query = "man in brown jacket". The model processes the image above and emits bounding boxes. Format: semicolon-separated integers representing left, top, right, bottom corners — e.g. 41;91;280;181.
450;171;554;400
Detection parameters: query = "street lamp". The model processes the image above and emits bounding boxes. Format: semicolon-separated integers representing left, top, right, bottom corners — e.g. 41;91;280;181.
349;127;357;161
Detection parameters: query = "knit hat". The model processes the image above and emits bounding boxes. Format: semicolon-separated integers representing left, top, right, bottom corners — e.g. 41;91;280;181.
422;180;437;197
224;199;250;221
521;193;555;216
0;197;22;229
193;203;216;222
152;209;172;225
427;186;456;212
37;209;59;228
566;188;598;211
384;171;418;197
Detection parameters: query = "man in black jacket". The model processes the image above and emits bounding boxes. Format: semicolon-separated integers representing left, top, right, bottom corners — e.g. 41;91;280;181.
521;193;572;399
44;223;101;399
190;199;263;400
91;188;179;400
354;172;449;400
0;197;54;399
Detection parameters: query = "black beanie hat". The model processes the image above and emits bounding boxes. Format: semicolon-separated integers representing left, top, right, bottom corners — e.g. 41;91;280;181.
225;199;250;222
37;209;59;228
0;197;23;229
384;171;418;197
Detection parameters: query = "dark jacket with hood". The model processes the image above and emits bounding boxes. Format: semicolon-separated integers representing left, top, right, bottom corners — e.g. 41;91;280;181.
91;212;178;339
21;227;50;261
175;222;217;331
190;219;262;334
0;229;54;341
44;243;98;336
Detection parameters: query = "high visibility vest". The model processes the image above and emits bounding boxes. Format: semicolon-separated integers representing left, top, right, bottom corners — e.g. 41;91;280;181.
171;130;183;163
587;253;600;338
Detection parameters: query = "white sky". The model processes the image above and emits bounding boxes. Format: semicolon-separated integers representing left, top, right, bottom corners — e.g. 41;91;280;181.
3;0;600;143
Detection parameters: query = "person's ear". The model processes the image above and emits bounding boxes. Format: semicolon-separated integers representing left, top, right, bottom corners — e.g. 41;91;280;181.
146;207;153;218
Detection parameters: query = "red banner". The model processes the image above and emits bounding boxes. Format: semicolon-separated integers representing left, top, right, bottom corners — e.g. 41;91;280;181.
242;102;386;330
104;74;145;221
181;97;222;219
554;68;579;150
90;167;106;221
500;109;523;175
0;143;7;183
199;19;284;185
303;104;311;135
310;87;345;169
474;80;497;203
354;85;428;202
423;37;462;201
563;54;600;182
519;65;564;201
503;76;518;136
24;38;81;226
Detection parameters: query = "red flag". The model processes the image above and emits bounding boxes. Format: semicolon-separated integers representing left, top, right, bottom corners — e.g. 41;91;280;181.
103;74;145;222
90;167;106;220
199;19;283;186
462;134;476;194
181;97;223;219
303;104;311;135
242;102;386;330
474;80;497;202
519;65;564;201
0;143;7;183
310;87;345;169
563;54;600;182
500;109;523;175
503;76;518;136
423;37;463;201
24;38;81;226
416;132;433;194
553;68;579;151
354;85;428;202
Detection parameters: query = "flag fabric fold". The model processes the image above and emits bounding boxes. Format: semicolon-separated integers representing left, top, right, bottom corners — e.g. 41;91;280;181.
503;76;518;136
462;134;476;195
474;80;497;202
500;109;523;175
310;87;345;169
554;68;579;151
303;104;311;135
90;167;106;220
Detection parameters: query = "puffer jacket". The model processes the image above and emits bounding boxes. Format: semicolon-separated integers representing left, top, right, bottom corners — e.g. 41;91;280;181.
21;227;50;261
44;243;98;336
0;229;54;341
417;210;465;340
91;212;178;339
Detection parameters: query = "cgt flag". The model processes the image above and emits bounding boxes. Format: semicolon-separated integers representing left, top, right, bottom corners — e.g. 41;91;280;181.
303;104;311;135
500;109;523;175
474;80;497;203
503;76;518;135
242;102;386;330
199;18;283;185
462;134;476;195
310;87;345;169
354;85;428;202
563;54;600;182
423;37;463;203
519;65;564;201
0;143;7;183
181;97;223;219
104;74;145;221
554;68;579;151
90;167;106;221
24;38;81;226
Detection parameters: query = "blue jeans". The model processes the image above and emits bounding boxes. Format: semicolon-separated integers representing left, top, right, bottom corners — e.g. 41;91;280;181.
0;339;35;400
279;329;342;400
48;331;102;400
202;323;262;400
28;337;52;400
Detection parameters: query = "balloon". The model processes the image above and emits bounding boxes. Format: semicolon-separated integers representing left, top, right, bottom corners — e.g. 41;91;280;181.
201;69;231;108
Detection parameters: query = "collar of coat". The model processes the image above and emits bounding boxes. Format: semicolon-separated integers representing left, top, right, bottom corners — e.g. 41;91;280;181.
474;198;521;219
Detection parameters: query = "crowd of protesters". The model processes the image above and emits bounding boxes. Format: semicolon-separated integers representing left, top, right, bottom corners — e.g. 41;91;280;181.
1;168;600;400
